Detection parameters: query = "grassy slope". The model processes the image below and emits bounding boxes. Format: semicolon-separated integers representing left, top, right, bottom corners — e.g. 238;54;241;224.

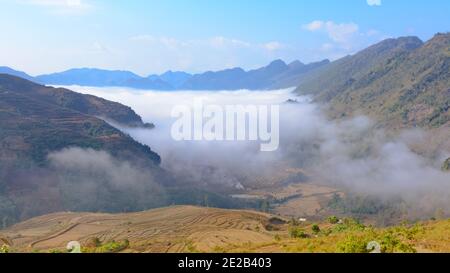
0;74;152;127
0;206;448;253
295;34;450;153
224;218;450;253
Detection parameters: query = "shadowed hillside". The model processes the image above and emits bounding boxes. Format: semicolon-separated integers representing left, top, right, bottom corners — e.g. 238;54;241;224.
0;74;154;128
0;75;167;225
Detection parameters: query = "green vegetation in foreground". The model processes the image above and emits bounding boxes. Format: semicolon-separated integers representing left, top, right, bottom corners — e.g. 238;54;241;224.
285;218;418;253
45;238;130;254
215;218;450;253
0;244;10;253
81;238;130;253
1;217;450;253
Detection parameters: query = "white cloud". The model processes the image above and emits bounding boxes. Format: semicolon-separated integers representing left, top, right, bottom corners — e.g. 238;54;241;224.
208;36;251;49
127;35;288;73
131;35;283;52
19;0;92;14
303;20;359;45
367;0;382;6
302;20;387;61
67;86;450;216
91;42;110;54
325;22;359;44
263;41;284;51
303;20;324;31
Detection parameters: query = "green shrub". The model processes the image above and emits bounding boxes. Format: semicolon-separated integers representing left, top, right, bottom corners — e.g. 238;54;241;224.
442;158;450;172
289;227;308;239
327;216;339;224
312;224;321;234
85;237;102;248
337;235;370;253
332;218;366;233
336;228;417;253
186;241;199;253
0;244;10;253
87;239;129;253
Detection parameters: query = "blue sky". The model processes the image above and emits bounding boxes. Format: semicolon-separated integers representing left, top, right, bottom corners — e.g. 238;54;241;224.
1;0;449;76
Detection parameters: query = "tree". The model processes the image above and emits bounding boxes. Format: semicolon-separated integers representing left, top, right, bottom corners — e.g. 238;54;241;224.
327;216;339;224
312;224;321;234
0;244;10;254
289;226;308;239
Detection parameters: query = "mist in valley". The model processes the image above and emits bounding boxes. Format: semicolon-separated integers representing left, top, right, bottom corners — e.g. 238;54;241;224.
57;85;450;220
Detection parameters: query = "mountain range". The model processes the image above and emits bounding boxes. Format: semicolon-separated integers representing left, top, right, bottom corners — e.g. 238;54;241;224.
0;59;330;91
179;59;330;90
0;67;35;82
294;33;450;154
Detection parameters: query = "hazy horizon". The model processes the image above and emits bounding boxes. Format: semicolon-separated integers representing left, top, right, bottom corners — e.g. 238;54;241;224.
1;0;449;75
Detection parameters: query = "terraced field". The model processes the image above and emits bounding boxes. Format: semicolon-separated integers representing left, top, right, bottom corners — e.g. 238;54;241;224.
0;206;286;253
1;205;450;253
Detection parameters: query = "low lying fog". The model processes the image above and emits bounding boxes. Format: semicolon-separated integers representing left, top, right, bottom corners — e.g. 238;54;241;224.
65;85;450;216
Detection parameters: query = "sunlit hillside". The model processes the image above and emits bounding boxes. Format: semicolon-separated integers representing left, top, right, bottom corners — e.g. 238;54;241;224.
1;206;449;253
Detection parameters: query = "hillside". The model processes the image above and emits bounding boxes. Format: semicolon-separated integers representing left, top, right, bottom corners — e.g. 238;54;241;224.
0;88;161;166
0;67;35;82
1;206;448;253
0;74;153;128
0;74;167;225
295;34;450;150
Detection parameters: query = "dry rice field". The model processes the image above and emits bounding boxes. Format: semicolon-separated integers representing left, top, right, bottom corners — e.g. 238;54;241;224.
0;206;286;253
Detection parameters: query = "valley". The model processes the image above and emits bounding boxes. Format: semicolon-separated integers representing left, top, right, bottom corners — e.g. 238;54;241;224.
1;33;449;254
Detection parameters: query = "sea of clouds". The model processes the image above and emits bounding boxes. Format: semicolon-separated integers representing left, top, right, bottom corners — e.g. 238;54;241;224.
61;86;450;217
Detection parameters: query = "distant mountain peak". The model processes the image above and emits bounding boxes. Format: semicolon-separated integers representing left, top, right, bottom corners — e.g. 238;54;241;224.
369;36;424;53
262;59;289;75
161;70;191;76
229;67;246;72
0;66;35;81
433;32;450;38
288;60;305;69
267;59;288;68
426;32;450;47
